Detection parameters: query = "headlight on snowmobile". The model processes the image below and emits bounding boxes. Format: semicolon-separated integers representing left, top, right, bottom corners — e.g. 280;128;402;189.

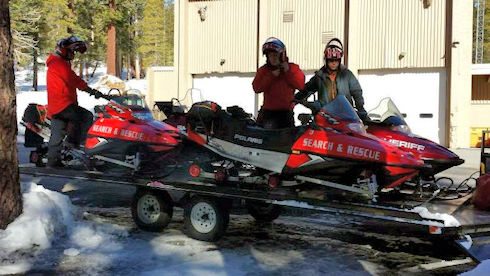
347;123;367;135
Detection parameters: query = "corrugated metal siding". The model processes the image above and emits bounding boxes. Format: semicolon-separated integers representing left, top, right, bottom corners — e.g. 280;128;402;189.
353;0;446;69
187;0;258;74
472;75;490;101
262;0;344;70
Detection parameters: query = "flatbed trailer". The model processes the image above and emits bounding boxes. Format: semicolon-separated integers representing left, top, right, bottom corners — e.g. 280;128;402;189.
19;162;490;264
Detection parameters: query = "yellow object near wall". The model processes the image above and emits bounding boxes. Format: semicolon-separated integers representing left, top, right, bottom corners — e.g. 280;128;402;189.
471;127;490;148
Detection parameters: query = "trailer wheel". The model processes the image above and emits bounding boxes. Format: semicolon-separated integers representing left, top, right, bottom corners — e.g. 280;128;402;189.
131;189;173;232
183;196;229;241
246;201;282;222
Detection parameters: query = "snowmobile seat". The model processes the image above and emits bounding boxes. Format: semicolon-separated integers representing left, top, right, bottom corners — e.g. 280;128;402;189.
187;101;222;131
23;103;47;125
215;112;302;153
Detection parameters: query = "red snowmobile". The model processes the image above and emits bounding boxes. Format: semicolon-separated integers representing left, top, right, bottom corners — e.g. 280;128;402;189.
22;89;181;175
365;97;464;181
163;96;426;199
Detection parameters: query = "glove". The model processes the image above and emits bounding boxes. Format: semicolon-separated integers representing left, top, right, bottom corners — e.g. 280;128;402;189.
358;111;372;124
94;91;104;99
85;88;104;99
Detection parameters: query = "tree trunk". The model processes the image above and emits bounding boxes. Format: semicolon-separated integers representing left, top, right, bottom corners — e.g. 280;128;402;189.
126;54;131;80
79;60;83;80
84;61;88;80
135;53;141;80
106;0;118;77
0;0;23;230
67;0;74;34
32;32;39;91
32;49;38;91
91;61;99;78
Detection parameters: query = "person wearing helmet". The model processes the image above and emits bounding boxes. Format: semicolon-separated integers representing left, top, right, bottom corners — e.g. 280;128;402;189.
46;35;103;168
252;37;305;128
295;38;368;121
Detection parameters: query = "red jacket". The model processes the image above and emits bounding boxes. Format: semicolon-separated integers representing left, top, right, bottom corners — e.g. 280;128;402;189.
252;63;305;111
46;54;88;116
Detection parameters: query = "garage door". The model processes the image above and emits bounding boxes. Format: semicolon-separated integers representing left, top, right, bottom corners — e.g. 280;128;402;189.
359;69;447;144
193;74;257;116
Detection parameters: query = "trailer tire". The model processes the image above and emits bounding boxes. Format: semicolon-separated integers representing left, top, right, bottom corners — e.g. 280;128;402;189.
246;201;282;222
131;189;173;232
183;196;229;241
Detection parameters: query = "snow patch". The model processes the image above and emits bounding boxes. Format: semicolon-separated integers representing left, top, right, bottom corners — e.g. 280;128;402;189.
273;200;314;209
411;207;461;227
0;182;130;274
460;235;473;250
64;248;80;256
0;182;75;254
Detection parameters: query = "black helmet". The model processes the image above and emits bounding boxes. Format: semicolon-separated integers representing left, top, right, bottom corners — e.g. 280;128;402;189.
56;35;87;60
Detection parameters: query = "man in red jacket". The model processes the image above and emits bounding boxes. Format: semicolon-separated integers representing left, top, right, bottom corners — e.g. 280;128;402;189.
46;35;103;168
252;37;305;128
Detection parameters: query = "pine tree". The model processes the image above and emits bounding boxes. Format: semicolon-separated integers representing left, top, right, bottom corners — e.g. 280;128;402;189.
473;0;490;63
484;0;490;63
10;0;41;66
72;0;108;77
115;0;146;79
139;0;168;67
163;1;174;66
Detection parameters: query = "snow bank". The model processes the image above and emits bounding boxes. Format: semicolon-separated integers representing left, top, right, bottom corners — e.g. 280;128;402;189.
0;182;76;274
0;182;129;275
0;182;75;254
459;260;490;276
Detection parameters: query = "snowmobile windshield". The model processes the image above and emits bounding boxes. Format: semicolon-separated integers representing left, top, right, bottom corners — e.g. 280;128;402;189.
111;92;155;121
320;95;361;122
368;98;408;126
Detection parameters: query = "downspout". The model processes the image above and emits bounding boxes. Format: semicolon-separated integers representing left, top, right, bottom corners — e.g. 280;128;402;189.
445;0;453;148
255;0;260;117
177;0;181;100
344;0;350;66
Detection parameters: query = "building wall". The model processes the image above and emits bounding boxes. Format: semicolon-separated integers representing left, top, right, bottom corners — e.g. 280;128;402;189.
148;0;474;147
147;67;178;105
187;0;258;74
258;0;345;71
449;0;473;148
348;0;446;74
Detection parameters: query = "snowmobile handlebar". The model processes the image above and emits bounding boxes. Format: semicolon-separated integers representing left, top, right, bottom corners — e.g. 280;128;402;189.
292;99;320;114
85;88;118;101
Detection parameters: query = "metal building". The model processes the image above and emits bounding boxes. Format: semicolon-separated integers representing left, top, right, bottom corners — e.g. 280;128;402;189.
148;0;482;148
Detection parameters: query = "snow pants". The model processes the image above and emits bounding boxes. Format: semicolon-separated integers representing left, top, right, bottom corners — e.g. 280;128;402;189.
47;104;93;166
